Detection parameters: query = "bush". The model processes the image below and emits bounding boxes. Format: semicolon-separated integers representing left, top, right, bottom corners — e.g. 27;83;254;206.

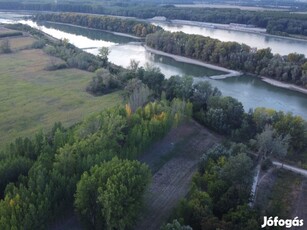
0;39;12;54
31;39;46;49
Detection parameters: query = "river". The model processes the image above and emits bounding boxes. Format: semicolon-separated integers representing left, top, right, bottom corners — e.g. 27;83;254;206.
1;12;307;119
152;21;307;56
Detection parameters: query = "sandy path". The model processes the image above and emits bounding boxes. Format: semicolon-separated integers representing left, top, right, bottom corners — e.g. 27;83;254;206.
273;161;307;177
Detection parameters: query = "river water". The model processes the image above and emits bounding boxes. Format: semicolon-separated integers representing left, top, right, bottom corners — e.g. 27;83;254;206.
152;21;307;56
1;13;307;119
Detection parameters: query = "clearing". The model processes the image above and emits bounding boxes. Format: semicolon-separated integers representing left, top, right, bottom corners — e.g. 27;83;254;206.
255;168;307;225
136;120;222;230
0;35;121;148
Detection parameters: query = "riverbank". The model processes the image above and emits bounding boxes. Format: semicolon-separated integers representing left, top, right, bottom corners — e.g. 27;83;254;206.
144;45;242;78
260;76;307;95
37;21;143;40
145;45;307;95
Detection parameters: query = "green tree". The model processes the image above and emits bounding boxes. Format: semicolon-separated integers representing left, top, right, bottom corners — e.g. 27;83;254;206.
161;219;193;230
74;158;151;230
191;81;221;111
98;47;110;60
255;125;290;160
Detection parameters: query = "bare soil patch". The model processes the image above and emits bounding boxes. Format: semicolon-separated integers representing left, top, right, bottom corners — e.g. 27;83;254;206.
255;167;307;224
136;120;222;230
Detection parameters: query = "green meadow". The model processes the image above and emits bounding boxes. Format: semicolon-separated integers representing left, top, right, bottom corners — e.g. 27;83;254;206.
0;47;121;147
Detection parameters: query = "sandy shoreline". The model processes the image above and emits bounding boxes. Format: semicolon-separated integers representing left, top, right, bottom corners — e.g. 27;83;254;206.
145;45;307;95
260;77;307;95
144;45;242;78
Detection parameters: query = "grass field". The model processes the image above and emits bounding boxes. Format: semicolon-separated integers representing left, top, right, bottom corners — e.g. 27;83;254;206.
0;47;121;148
5;36;37;50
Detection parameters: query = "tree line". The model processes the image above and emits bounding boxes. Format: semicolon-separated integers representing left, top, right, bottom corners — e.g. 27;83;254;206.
102;5;307;37
1;2;307;36
5;23;120;73
146;30;307;88
31;13;307;88
0;99;192;229
33;13;161;38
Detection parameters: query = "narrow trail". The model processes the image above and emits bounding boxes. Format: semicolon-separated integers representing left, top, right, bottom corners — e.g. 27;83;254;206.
273;161;307;177
135;120;222;230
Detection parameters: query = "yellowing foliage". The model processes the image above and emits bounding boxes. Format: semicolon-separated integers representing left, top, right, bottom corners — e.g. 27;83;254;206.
126;104;132;117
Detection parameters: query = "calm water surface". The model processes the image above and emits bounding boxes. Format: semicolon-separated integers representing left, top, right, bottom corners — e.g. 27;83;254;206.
153;21;307;56
1;14;307;119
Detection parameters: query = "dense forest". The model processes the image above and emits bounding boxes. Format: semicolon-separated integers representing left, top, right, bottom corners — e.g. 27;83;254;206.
146;30;307;88
1;2;307;36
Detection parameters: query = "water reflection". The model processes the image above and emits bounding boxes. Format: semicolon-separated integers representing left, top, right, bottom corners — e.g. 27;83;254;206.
153;22;307;56
1;13;307;118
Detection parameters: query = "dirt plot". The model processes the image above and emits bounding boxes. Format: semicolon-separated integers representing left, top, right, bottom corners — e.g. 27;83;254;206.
136;120;222;230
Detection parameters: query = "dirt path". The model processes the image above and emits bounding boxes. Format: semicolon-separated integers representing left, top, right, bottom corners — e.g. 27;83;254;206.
273;161;307;177
135;120;222;230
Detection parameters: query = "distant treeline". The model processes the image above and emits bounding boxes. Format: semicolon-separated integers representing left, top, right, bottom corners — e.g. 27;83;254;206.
146;31;307;88
102;6;307;37
33;13;161;37
5;23;120;72
1;2;307;36
0;31;23;38
31;13;307;87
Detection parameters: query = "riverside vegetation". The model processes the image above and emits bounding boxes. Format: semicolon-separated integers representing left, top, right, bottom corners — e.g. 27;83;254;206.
0;14;307;230
35;13;307;88
1;1;307;37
